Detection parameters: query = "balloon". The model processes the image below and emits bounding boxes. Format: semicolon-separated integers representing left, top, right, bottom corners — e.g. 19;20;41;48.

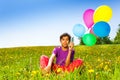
83;9;94;29
93;21;111;37
73;24;86;37
82;33;96;46
93;5;112;23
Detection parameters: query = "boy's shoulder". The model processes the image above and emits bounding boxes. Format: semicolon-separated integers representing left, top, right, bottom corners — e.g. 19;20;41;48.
54;46;61;49
53;46;61;51
52;46;61;53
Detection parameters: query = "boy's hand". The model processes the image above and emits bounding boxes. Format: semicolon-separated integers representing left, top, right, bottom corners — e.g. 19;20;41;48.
44;66;51;73
69;42;74;51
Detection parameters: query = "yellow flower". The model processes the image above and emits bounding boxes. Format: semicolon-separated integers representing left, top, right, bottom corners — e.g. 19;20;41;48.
97;58;101;62
45;73;49;76
116;56;120;63
57;68;62;73
99;62;103;68
10;56;13;59
31;70;37;77
88;69;94;73
95;72;100;79
104;65;108;71
105;61;110;64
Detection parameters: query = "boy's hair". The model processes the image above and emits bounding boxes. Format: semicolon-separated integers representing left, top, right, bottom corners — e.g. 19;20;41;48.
60;33;71;42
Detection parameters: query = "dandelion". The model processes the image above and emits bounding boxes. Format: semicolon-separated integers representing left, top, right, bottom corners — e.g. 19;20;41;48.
105;61;110;65
97;58;101;62
116;56;120;64
88;69;94;73
96;72;99;79
99;62;103;68
57;68;62;73
104;65;108;71
10;56;13;59
45;73;49;76
31;70;37;77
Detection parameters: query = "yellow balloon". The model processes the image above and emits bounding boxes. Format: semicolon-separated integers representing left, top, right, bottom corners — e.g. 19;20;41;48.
93;5;112;23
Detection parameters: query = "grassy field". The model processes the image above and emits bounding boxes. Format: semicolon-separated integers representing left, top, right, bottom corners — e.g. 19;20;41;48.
0;44;120;80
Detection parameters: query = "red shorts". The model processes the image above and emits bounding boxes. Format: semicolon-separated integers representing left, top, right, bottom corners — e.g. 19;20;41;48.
40;55;83;73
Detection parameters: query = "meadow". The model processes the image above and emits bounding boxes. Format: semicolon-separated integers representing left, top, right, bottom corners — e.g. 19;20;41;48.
0;44;120;80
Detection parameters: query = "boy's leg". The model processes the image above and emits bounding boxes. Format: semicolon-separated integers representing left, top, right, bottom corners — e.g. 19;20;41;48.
52;64;65;73
40;55;49;69
66;59;83;72
52;59;83;73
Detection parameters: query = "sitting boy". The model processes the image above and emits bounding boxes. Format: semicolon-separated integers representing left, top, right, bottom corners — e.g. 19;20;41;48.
40;33;83;73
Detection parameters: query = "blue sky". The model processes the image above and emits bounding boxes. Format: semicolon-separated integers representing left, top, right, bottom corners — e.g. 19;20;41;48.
0;0;120;48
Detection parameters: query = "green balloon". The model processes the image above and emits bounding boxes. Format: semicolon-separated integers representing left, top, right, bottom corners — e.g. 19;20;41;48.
82;33;96;46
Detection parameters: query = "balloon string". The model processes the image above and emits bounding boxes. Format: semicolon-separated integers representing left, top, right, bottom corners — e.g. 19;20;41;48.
85;28;91;34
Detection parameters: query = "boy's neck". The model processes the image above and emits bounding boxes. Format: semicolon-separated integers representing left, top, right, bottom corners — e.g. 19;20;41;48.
61;46;68;51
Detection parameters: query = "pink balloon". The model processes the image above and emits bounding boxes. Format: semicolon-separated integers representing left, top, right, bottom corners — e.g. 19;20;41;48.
83;9;94;29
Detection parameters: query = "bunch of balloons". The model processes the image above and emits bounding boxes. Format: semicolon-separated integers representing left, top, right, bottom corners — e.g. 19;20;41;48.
73;5;112;46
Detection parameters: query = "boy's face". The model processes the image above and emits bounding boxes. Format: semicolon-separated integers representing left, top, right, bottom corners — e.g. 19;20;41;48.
60;36;70;48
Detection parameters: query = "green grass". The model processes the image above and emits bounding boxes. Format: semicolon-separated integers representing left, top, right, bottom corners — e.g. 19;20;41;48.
0;44;120;80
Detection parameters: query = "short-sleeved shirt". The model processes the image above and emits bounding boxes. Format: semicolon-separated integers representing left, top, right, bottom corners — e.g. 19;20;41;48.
52;46;75;66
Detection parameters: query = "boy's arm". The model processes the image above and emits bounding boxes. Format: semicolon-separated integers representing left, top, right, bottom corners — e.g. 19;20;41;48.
65;50;72;66
65;42;74;66
44;53;55;72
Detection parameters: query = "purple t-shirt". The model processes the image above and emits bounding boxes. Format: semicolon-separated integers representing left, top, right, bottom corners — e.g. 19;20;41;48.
52;46;75;66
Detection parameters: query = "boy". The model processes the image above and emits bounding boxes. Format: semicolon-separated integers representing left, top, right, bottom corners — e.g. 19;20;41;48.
40;33;83;73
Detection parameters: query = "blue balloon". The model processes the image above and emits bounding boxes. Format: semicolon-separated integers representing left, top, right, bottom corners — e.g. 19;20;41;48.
93;21;111;37
73;24;86;37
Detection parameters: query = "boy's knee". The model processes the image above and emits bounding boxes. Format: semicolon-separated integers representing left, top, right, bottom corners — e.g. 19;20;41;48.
40;55;49;69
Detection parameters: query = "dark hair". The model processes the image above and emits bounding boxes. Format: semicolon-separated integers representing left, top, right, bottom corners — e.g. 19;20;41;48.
60;33;71;42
